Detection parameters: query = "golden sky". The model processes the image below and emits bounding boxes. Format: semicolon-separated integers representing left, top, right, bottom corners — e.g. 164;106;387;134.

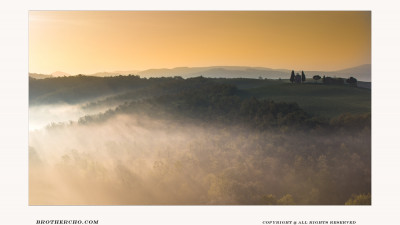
29;11;371;75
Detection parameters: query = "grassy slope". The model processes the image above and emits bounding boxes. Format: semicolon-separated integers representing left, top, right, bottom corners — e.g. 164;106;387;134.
30;76;371;118
228;79;371;117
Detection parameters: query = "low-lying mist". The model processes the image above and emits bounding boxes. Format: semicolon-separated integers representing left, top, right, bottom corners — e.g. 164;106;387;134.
29;102;117;131
29;107;370;205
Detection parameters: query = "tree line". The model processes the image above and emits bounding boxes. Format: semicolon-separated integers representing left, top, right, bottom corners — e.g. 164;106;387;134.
290;70;359;86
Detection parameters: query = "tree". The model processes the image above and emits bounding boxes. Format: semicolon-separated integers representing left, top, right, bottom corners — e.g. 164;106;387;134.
301;71;306;83
295;73;302;84
313;75;321;83
346;77;357;87
345;193;371;205
277;194;295;205
260;194;277;205
290;70;295;83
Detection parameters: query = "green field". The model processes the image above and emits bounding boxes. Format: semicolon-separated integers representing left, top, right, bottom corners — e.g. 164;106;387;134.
233;80;371;117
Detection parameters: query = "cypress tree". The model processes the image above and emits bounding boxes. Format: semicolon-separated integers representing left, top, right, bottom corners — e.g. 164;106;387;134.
301;71;306;83
290;70;295;83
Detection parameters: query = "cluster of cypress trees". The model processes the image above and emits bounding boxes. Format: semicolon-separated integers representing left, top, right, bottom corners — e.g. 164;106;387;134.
290;70;306;83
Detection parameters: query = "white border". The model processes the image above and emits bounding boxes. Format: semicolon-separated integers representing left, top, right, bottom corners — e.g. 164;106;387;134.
1;1;400;224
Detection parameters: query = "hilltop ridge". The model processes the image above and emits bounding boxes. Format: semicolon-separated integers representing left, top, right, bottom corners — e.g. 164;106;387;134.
29;64;371;82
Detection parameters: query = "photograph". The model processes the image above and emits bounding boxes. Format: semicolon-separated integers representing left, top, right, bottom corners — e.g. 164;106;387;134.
28;11;371;206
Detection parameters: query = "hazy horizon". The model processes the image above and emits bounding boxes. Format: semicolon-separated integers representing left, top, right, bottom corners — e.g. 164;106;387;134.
29;63;371;76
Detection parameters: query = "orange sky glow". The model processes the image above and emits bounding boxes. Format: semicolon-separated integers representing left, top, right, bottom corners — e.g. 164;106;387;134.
29;11;371;75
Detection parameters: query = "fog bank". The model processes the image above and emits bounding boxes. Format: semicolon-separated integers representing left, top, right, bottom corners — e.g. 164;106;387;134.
29;111;370;205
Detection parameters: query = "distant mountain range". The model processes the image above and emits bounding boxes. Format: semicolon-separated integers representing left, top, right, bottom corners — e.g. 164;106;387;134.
29;73;53;79
29;64;371;82
304;64;371;82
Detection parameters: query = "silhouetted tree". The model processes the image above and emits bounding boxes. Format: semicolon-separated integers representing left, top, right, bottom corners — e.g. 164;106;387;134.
295;73;302;84
290;70;295;83
301;71;306;83
313;75;321;83
346;77;358;87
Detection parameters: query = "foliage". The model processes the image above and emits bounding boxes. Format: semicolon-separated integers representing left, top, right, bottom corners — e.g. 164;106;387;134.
313;75;321;83
301;71;306;83
260;194;278;205
329;113;371;131
346;77;358;87
290;70;295;83
277;194;296;205
345;193;371;205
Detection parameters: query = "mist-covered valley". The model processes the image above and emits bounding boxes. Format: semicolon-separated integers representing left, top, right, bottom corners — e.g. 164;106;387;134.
29;75;371;205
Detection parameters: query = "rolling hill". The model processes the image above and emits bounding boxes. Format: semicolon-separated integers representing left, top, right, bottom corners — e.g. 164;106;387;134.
29;64;371;81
